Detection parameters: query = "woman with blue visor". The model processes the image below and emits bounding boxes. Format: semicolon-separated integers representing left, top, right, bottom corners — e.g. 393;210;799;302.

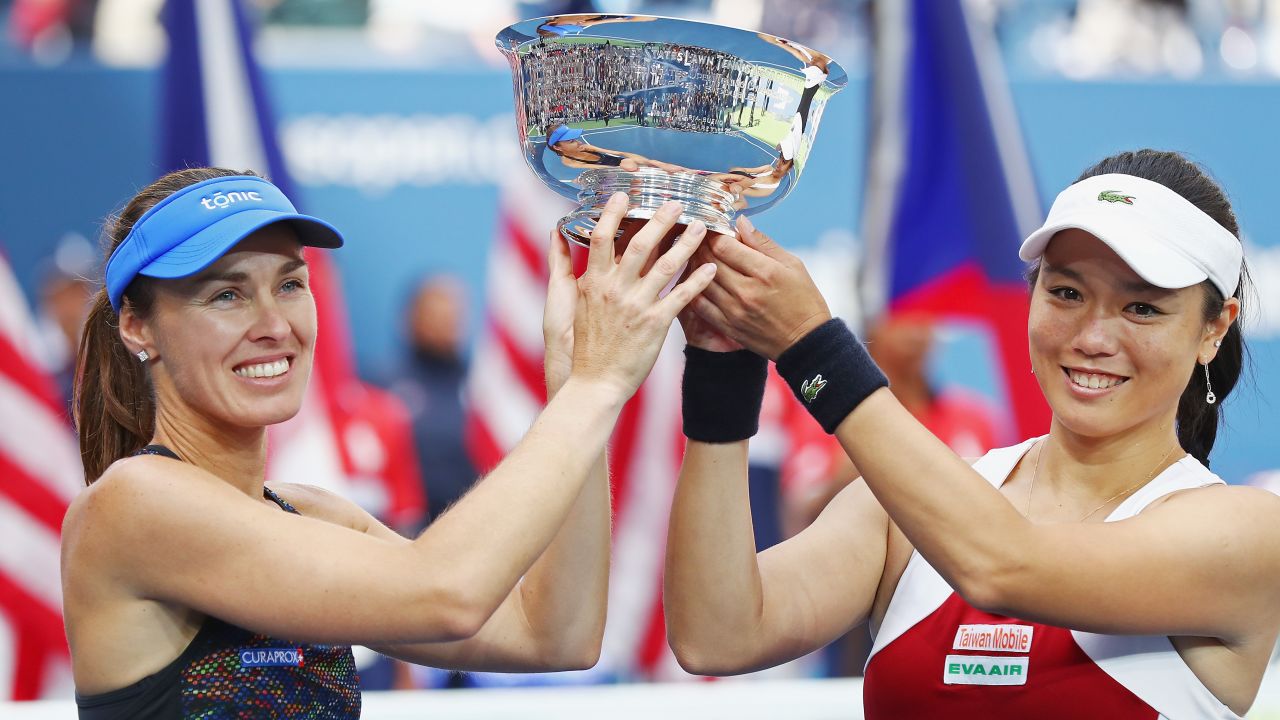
63;167;715;718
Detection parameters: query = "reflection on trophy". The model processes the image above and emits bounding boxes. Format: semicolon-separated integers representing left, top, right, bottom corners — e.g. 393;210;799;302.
496;14;847;245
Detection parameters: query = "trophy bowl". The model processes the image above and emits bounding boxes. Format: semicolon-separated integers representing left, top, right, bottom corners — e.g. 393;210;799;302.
496;14;847;246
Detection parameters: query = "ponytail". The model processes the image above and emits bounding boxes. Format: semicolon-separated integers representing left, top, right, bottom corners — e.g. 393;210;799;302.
73;287;156;483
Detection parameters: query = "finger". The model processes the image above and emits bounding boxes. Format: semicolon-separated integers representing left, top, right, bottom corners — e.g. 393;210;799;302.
656;262;716;320
640;219;707;298
736;215;789;261
699;276;737;309
618;200;683;278
688;293;736;339
708;226;773;279
587;192;629;274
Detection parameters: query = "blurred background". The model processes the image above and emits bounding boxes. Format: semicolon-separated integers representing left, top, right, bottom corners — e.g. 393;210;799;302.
2;0;1279;712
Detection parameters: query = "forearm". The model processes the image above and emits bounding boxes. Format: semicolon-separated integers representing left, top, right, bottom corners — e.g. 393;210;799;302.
410;378;624;628
664;440;766;670
515;448;610;666
834;389;1029;600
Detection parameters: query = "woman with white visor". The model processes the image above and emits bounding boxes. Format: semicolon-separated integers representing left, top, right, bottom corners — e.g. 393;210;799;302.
63;167;715;718
664;149;1273;718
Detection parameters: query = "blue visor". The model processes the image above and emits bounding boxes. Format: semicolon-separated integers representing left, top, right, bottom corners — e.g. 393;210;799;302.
104;175;343;311
548;125;584;145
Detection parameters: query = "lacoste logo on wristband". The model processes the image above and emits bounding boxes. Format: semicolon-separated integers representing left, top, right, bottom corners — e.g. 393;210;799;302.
1097;190;1136;205
800;374;828;403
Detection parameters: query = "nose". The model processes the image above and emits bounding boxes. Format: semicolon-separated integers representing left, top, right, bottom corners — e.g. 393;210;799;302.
1071;313;1120;359
248;296;291;343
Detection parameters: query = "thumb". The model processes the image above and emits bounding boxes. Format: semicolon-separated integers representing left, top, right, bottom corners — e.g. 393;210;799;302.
735;215;785;259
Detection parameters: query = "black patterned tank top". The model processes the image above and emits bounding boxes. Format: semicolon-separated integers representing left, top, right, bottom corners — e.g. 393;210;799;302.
75;445;361;719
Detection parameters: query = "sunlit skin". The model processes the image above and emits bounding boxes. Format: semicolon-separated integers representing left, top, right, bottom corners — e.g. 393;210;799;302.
1024;229;1239;503
118;225;314;496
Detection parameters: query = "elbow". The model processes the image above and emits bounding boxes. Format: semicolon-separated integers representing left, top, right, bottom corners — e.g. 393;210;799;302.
425;586;492;642
669;637;744;677
546;641;602;672
951;552;1023;616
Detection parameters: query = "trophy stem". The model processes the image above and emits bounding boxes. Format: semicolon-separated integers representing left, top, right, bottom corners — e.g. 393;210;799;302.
559;168;739;247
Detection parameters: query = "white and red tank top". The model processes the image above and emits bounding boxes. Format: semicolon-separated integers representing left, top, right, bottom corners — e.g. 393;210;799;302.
863;438;1241;719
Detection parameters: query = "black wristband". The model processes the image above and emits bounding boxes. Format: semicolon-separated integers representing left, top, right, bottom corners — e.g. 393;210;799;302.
775;318;888;434
681;347;769;443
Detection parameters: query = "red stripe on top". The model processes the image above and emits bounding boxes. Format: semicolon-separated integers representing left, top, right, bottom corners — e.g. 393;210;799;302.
864;592;1156;719
502;212;547;281
0;452;68;533
0;332;67;421
490;320;547;406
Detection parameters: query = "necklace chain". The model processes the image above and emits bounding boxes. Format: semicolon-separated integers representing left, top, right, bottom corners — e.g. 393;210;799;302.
1025;441;1181;522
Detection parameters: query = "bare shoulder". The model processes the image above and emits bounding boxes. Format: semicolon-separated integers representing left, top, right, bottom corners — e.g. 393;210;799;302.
65;455;222;537
1151;483;1280;528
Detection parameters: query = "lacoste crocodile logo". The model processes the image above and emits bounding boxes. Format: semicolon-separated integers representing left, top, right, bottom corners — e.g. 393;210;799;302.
1097;190;1136;205
800;374;828;403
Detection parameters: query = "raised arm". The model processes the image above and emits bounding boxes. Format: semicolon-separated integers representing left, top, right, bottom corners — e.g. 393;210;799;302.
663;293;890;676
689;215;1280;645
63;194;716;652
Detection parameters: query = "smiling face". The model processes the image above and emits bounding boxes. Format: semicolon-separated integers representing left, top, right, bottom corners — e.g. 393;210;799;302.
1028;229;1233;440
121;225;316;432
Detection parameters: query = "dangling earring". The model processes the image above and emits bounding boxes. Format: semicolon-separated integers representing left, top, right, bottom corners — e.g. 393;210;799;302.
137;350;150;363
1204;362;1216;405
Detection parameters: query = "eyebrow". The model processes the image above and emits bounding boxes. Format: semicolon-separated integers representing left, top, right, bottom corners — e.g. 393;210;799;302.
1041;263;1166;295
193;257;308;286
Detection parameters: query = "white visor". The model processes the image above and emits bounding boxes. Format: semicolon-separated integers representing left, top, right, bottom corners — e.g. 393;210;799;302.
1019;173;1242;298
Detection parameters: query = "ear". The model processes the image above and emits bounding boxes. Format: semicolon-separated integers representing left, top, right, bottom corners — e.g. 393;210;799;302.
1199;296;1240;364
118;304;156;361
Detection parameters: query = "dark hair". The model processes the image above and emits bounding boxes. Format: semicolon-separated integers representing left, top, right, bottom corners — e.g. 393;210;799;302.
1027;150;1249;467
74;167;260;484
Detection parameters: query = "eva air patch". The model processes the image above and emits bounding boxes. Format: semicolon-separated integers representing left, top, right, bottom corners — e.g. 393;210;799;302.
1097;190;1135;205
800;375;827;403
943;654;1027;686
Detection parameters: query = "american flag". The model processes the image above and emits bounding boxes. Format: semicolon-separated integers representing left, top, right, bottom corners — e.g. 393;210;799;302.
0;251;78;700
464;176;693;681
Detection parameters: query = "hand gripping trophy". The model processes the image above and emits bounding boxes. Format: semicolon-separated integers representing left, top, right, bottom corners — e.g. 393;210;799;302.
497;13;846;245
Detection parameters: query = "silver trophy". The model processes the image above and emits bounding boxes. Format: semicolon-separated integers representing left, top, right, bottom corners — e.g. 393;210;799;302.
496;14;847;245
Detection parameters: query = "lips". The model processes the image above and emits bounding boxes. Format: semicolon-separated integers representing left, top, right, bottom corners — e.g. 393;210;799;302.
234;357;291;379
1063;367;1128;390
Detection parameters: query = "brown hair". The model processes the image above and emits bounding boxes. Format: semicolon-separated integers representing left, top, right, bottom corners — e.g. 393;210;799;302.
74;167;258;483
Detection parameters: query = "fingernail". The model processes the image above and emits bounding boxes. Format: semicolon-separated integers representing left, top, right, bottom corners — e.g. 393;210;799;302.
686;220;706;236
700;263;716;275
738;215;756;233
661;200;682;217
611;191;628;205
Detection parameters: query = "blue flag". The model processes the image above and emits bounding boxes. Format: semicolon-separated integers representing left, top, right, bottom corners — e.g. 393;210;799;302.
861;0;1050;438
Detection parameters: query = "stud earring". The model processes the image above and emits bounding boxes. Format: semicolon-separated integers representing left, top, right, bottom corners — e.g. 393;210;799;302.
136;350;150;363
1204;362;1216;405
1214;339;1222;348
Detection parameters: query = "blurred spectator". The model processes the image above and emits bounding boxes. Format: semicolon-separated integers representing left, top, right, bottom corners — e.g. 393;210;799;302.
35;232;95;412
381;274;477;527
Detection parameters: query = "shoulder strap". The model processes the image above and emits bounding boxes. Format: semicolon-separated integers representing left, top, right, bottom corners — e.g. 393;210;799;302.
135;444;181;461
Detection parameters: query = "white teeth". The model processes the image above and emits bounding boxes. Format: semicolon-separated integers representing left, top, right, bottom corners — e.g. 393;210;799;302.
235;358;290;379
1068;370;1126;390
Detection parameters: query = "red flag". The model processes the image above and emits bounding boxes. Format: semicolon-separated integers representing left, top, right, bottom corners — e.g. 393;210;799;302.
0;252;77;700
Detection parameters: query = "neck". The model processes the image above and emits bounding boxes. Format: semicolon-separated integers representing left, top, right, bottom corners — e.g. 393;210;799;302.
151;403;269;499
1040;414;1183;503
